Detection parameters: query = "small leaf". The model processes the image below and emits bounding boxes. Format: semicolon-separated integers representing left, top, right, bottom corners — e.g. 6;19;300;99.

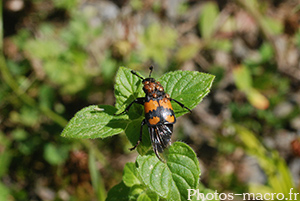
130;0;143;11
166;142;201;200
159;70;215;117
114;67;144;116
129;185;145;200
0;182;10;201
61;105;129;139
137;142;201;200
11;129;28;141
261;17;283;35
137;191;159;201
199;2;219;39
125;119;151;156
39;84;55;109
137;154;172;198
259;42;274;62
233;65;252;91
123;162;142;187
233;65;269;110
208;39;232;52
0;151;12;177
139;24;177;66
43;143;69;165
247;89;269;110
106;181;131;201
176;43;201;62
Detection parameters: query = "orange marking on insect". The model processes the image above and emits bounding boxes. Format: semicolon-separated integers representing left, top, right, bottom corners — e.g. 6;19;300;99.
159;98;173;110
165;115;175;123
148;116;160;125
144;100;159;113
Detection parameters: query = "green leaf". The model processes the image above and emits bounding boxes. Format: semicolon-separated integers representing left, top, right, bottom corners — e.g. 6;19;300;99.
247;88;269;110
114;67;151;154
137;191;159;201
25;38;64;60
101;51;118;81
259;42;274;62
176;43;201;62
233;65;269;110
0;151;12;177
123;162;142;187
43;143;69;165
11;129;28;141
61;105;129;139
106;181;131;201
53;0;78;10
19;106;40;127
261;17;283;35
233;65;252;91
139;24;177;66
130;0;143;11
159;70;215;117
125;119;151;156
39;84;55;109
114;67;144;115
208;39;232;52
137;142;201;200
129;185;145;200
199;2;219;39
0;182;10;201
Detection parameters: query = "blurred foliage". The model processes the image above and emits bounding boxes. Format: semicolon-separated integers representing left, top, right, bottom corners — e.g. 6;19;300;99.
1;0;300;200
226;124;298;199
139;24;177;67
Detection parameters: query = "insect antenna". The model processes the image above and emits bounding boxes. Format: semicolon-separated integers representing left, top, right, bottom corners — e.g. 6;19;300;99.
149;65;154;77
131;70;144;80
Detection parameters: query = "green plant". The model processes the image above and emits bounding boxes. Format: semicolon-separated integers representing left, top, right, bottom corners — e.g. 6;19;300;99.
225;124;300;200
62;67;215;200
139;24;178;67
17;10;102;95
198;2;232;52
233;64;269;110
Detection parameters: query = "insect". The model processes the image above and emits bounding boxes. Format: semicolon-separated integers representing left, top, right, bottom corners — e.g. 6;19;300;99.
116;66;191;161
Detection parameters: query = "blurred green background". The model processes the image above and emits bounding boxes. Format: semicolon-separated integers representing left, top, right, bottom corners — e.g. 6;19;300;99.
1;0;300;200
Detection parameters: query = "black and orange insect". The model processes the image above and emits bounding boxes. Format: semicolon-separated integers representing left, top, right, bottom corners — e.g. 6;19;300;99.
116;66;191;161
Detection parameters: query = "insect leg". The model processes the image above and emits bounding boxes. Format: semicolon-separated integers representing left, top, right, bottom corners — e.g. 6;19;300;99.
129;119;146;151
114;97;144;115
170;98;192;113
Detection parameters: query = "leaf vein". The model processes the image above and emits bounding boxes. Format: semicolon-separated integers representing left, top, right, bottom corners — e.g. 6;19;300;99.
167;161;196;186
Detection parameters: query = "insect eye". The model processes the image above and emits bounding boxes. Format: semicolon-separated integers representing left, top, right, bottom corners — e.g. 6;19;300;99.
144;81;150;85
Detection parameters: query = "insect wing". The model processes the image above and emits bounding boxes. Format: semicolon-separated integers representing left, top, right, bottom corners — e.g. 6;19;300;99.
149;124;173;161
